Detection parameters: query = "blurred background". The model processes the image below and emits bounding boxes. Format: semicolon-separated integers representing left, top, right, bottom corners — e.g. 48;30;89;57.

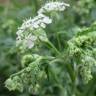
0;0;96;96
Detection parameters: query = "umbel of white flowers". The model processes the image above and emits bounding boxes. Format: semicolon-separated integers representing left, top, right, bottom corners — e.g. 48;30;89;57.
16;14;52;48
16;2;69;49
38;2;70;14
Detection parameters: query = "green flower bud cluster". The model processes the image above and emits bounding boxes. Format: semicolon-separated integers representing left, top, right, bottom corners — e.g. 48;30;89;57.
5;58;42;92
21;54;40;67
68;34;95;55
5;76;24;92
68;27;96;83
77;22;96;36
68;36;92;56
80;55;96;83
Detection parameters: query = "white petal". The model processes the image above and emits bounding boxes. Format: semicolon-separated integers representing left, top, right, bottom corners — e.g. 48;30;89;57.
40;23;46;28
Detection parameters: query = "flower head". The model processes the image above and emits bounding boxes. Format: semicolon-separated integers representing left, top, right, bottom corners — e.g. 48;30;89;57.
16;14;52;49
38;2;70;14
16;1;69;50
18;14;52;32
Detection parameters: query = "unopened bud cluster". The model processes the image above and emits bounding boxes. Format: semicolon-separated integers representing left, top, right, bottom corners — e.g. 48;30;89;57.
68;34;96;83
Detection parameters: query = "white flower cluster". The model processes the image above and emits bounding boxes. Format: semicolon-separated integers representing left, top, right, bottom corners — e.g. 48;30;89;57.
16;14;52;48
17;14;52;32
38;2;70;14
16;34;37;49
16;2;69;49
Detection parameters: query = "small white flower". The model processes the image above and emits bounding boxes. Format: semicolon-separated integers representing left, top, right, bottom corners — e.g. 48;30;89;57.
40;23;46;28
33;23;39;29
42;16;52;24
25;34;37;49
16;29;24;35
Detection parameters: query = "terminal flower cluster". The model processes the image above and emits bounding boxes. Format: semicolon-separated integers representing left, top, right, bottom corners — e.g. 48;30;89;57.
38;2;70;14
16;14;52;48
16;2;69;49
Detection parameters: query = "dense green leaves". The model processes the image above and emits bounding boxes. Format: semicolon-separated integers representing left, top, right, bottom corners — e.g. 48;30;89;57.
0;0;96;96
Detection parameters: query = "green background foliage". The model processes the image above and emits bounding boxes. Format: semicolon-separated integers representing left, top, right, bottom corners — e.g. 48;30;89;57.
0;0;96;96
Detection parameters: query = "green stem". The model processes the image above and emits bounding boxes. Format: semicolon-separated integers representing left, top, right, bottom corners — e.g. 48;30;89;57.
46;40;61;55
42;56;55;60
56;33;62;51
49;58;63;64
33;0;39;14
